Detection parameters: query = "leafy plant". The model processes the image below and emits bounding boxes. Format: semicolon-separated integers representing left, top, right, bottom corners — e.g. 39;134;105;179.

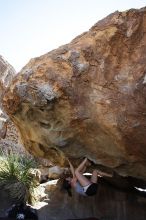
0;151;38;204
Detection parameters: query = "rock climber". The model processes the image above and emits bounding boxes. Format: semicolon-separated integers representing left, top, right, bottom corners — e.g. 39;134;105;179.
62;158;112;197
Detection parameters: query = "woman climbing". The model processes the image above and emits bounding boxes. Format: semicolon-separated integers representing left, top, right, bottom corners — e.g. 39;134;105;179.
63;158;112;197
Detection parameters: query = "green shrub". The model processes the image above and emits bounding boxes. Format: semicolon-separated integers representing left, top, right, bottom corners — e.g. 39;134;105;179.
0;151;38;204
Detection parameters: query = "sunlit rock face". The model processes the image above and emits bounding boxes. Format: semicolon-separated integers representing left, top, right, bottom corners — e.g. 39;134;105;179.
2;8;146;180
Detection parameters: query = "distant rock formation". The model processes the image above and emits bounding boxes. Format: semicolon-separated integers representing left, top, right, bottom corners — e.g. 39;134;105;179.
2;8;146;182
0;55;16;96
0;56;24;154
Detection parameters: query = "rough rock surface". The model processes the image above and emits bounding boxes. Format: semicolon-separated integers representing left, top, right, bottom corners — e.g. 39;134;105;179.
2;8;146;181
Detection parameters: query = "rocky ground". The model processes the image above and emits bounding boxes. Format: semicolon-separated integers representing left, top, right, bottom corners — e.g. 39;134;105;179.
1;178;146;220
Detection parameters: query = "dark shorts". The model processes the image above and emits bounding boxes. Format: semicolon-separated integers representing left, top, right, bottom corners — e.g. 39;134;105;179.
85;183;98;196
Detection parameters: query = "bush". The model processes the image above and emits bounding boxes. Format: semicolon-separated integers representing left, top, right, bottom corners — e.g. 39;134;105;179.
0;151;38;204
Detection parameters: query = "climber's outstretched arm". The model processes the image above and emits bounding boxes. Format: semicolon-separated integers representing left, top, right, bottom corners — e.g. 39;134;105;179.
68;159;75;178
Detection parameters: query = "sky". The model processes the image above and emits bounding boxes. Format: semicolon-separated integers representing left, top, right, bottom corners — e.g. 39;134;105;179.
0;0;146;72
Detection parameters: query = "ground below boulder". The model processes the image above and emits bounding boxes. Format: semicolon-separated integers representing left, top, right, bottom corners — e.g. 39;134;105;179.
36;179;146;220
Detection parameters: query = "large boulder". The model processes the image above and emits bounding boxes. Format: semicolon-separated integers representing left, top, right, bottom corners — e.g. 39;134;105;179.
2;8;146;180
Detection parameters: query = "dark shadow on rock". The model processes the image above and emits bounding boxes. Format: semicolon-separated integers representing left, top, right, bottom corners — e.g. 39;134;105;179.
0;189;14;218
67;218;99;220
36;177;146;220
